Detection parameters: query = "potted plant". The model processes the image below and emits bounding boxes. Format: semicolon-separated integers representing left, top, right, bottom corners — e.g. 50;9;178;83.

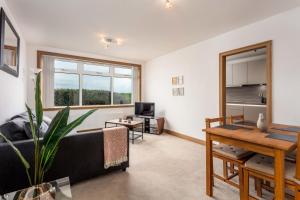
0;72;96;199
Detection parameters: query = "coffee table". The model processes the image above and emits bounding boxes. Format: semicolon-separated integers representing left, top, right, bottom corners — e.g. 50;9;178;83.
105;119;144;144
1;177;71;200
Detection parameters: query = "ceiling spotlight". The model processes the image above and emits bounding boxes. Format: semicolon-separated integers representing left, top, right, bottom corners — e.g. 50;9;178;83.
165;0;173;9
100;36;123;49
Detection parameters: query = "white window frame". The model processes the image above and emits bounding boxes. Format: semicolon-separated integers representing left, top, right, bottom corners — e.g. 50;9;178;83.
53;58;134;107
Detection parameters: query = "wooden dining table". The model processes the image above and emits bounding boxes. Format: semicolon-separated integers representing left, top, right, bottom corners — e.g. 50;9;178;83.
205;125;297;200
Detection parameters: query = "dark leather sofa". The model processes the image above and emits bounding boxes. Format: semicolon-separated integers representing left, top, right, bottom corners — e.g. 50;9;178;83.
0;129;129;195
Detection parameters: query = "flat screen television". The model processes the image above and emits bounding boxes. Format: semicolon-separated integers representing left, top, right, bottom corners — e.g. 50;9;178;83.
135;102;155;117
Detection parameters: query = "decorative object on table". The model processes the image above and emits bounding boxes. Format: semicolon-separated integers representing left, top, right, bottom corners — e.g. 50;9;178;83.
119;118;122;122
257;113;267;131
0;72;96;199
17;182;55;200
0;8;20;77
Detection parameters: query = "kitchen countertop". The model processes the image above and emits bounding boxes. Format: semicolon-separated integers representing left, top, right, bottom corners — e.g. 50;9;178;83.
226;102;267;107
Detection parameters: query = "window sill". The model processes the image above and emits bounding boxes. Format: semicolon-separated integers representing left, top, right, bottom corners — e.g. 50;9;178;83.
43;104;134;111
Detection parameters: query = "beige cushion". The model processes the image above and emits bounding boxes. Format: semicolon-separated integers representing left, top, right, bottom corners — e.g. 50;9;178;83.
245;154;300;184
213;144;253;159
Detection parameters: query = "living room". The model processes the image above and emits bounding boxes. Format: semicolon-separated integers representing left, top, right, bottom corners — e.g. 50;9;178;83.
1;0;300;199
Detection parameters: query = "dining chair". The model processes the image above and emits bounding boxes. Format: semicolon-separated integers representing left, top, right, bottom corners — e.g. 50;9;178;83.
243;134;300;199
205;116;253;190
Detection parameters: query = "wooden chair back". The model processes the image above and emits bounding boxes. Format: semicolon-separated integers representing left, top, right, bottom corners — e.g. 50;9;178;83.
205;117;226;129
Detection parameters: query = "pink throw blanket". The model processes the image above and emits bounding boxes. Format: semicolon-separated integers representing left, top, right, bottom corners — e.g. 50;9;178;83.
103;127;128;169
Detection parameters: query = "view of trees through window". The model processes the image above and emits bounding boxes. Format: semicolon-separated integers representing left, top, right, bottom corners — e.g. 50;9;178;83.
54;73;79;106
53;59;133;106
82;75;111;105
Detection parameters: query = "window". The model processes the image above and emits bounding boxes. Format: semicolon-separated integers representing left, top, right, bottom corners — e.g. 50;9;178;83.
54;73;80;106
40;52;141;108
114;67;132;75
84;64;110;74
54;60;77;71
82;75;111;105
113;77;132;104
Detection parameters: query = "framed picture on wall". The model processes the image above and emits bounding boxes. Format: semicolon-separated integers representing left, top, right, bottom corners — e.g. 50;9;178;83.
172;77;178;85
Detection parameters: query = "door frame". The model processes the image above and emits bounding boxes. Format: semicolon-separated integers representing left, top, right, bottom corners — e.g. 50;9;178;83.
219;40;273;125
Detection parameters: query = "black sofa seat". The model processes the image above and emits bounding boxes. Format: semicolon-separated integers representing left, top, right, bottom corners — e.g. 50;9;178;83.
0;129;129;195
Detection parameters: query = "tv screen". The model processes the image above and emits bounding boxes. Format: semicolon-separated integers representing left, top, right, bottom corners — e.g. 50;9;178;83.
135;102;155;117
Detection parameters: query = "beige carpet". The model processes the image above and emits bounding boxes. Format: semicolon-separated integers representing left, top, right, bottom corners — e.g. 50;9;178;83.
72;133;268;200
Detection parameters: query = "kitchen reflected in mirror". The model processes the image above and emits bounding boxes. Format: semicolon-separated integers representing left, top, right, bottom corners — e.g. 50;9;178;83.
0;8;20;77
226;47;267;123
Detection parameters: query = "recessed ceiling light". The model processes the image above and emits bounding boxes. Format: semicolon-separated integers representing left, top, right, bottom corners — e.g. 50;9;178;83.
165;0;173;9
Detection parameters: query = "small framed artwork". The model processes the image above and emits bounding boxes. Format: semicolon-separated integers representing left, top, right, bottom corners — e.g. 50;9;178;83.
172;77;178;85
178;87;184;96
178;76;184;85
172;88;179;96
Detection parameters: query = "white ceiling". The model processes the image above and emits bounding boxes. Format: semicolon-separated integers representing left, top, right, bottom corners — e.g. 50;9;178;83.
6;0;300;63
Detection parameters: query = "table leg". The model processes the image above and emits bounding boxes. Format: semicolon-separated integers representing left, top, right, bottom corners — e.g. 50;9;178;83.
274;150;285;200
142;124;144;139
206;132;213;197
132;130;134;144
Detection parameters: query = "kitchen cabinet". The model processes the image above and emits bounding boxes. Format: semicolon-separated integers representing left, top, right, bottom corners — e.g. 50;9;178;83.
232;62;247;86
227;104;266;122
247;59;266;84
226;105;244;116
226;64;233;86
244;106;266;122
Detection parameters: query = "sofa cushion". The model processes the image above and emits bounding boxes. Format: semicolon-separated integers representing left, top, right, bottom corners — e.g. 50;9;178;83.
24;121;48;139
0;118;29;141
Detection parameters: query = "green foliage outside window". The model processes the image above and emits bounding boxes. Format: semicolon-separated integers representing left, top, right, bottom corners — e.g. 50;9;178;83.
54;89;132;106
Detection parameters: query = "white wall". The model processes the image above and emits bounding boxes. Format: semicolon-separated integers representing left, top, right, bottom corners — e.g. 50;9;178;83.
26;45;143;130
144;7;300;140
0;0;27;124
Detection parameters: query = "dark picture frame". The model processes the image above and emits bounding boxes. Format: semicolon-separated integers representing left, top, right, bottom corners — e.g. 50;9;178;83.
0;8;20;77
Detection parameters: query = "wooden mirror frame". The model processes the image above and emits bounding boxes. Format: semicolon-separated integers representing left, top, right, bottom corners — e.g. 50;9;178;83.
219;41;272;125
0;8;20;77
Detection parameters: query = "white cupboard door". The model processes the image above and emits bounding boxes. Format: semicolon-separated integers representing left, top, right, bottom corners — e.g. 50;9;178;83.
226;105;244;117
244;106;266;122
226;64;233;87
232;62;247;86
247;59;266;84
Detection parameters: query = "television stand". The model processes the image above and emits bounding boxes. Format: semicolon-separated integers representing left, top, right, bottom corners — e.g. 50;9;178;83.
134;116;165;134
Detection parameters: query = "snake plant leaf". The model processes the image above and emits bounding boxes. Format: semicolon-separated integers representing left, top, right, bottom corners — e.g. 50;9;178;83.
0;132;30;169
41;109;96;171
25;104;37;142
35;72;43;129
43;106;70;146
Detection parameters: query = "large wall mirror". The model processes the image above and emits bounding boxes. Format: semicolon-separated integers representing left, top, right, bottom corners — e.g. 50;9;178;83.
219;41;272;125
0;8;20;77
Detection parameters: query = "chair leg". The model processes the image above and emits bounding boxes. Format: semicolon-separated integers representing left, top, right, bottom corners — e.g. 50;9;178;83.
223;160;228;179
255;178;263;198
238;165;244;200
230;163;235;174
243;169;249;200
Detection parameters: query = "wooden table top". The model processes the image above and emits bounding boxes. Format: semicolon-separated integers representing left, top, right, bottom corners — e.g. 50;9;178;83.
106;119;143;126
206;126;297;151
